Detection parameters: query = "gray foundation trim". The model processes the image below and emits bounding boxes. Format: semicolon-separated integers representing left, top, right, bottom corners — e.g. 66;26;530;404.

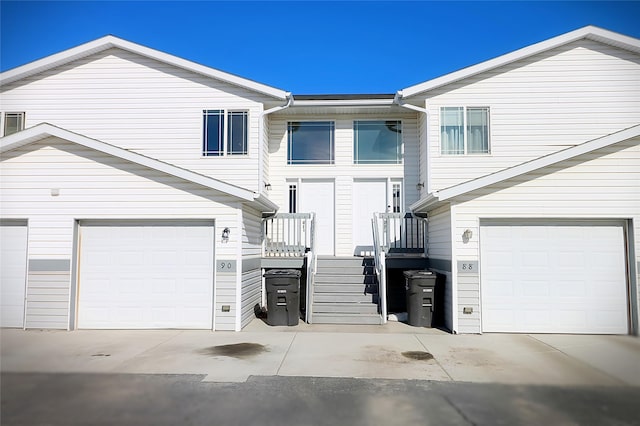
28;259;71;272
426;258;452;272
242;257;262;273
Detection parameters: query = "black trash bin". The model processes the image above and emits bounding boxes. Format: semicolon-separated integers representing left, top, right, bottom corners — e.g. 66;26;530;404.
404;270;437;327
264;269;301;326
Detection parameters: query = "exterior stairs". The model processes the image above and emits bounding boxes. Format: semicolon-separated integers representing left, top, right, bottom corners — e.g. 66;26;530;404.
310;256;382;325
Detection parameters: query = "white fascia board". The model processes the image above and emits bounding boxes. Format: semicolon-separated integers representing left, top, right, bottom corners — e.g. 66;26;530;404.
250;194;279;213
436;125;640;202
401;26;640;98
0;123;256;201
0;35;288;100
409;193;441;213
292;99;395;107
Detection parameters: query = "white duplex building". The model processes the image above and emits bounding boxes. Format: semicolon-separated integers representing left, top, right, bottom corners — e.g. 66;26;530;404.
1;26;638;334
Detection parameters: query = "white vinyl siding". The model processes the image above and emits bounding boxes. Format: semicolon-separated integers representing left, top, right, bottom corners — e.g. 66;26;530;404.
0;48;272;192
448;137;640;334
241;206;263;329
268;113;419;256
0;138;242;330
415;40;640;191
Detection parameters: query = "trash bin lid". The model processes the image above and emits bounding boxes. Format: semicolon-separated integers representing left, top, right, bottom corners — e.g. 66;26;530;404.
264;269;302;277
403;270;433;278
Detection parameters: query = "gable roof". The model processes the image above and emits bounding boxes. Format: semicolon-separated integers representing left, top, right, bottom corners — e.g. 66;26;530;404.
0;123;278;212
411;124;640;212
400;26;640;98
0;35;289;100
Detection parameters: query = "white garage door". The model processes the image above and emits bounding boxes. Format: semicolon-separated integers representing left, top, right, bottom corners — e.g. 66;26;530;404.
1;222;28;328
480;222;628;334
78;221;214;329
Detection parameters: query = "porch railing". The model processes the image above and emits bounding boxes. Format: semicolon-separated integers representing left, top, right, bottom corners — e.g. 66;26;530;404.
372;214;387;324
263;213;314;257
373;212;427;255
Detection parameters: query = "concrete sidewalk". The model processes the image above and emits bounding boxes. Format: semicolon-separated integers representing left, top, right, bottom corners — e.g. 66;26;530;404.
2;319;639;385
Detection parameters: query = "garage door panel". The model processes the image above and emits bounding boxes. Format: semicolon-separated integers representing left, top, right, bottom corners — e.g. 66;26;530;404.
1;224;28;328
481;223;628;334
78;222;214;329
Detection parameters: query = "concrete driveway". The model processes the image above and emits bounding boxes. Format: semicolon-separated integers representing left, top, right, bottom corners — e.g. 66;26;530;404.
2;320;639;385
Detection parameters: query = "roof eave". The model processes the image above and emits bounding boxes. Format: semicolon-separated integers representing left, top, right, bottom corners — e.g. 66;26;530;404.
0;35;288;100
400;26;640;98
0;123;257;202
423;124;640;205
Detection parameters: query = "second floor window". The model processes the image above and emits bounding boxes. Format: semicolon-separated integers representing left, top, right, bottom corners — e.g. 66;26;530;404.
353;120;402;164
3;112;25;136
287;121;334;165
203;110;248;156
441;107;490;155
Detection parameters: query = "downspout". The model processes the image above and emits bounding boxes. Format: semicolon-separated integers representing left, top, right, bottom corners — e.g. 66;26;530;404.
258;93;294;195
393;90;431;201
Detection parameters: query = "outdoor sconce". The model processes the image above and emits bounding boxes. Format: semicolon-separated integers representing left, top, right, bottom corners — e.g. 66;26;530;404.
462;229;473;243
416;182;424;190
264;183;272;190
222;227;230;242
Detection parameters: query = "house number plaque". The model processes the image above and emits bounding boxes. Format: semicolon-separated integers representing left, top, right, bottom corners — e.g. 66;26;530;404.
457;261;478;274
217;260;237;273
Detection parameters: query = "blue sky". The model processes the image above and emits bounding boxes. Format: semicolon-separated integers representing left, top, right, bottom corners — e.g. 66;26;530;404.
1;1;639;94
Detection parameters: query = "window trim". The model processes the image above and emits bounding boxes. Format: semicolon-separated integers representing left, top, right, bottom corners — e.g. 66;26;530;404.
3;112;25;137
202;109;249;157
287;120;335;165
353;119;403;165
439;106;491;155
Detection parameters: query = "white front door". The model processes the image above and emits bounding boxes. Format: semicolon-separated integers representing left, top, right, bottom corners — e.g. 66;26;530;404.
77;221;215;329
480;222;628;334
353;180;388;256
299;180;334;255
0;222;28;328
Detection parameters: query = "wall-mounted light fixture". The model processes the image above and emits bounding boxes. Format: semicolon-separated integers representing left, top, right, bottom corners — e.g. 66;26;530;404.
50;188;60;197
222;227;230;242
462;229;473;243
264;183;272;190
416;182;424;190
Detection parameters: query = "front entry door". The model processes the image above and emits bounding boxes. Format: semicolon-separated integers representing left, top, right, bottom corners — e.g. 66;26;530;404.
299;180;335;255
353;180;388;256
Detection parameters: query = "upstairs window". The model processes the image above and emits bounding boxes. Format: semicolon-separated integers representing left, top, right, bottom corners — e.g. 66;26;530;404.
3;112;25;136
353;120;402;164
440;107;490;155
287;121;334;165
203;110;248;156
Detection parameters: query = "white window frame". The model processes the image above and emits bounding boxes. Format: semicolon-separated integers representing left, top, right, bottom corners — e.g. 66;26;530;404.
202;109;249;157
287;121;335;165
440;106;490;155
3;112;25;137
353;120;403;165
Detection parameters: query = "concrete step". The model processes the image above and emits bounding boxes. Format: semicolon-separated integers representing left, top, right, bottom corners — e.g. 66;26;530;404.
313;293;378;305
313;293;379;303
317;256;374;267
314;274;377;285
312;302;379;314
314;283;378;293
311;313;382;325
315;266;375;275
